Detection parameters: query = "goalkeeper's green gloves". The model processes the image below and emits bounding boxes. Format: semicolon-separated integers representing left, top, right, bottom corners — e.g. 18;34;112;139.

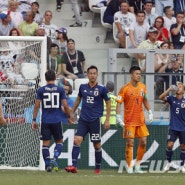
148;110;153;124
116;114;124;128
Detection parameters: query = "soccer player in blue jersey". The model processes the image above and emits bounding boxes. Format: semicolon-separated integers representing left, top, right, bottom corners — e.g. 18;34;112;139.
159;82;185;172
65;65;111;174
32;70;71;172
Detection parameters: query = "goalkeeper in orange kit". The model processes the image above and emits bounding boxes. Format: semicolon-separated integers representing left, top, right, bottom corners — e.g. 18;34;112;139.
116;66;153;174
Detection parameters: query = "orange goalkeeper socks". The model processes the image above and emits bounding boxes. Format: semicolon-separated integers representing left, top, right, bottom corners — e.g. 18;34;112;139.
136;145;146;162
125;144;133;167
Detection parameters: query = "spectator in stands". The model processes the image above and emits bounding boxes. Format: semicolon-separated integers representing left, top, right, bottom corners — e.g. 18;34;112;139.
170;12;185;50
174;0;185;16
9;27;21;36
153;16;169;42
31;1;43;24
62;38;87;80
35;24;52;61
19;11;38;36
154;41;170;73
154;41;170;98
163;56;183;89
8;0;23;27
60;79;74;125
143;0;158;26
53;27;68;55
155;0;174;16
114;0;136;48
103;0;120;25
92;0;110;8
137;26;161;71
129;10;150;48
0;0;9;11
42;10;58;41
47;43;64;79
0;100;6;127
163;6;176;32
177;54;184;70
17;0;36;20
69;0;82;27
0;11;17;36
128;0;143;14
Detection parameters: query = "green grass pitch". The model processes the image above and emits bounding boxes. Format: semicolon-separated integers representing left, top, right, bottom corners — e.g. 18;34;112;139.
0;169;184;185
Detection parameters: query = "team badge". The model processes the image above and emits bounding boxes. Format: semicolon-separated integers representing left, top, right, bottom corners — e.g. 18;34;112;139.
181;103;185;108
140;91;144;97
94;88;99;96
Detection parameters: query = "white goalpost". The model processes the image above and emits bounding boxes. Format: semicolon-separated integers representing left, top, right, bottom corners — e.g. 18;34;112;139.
0;36;47;170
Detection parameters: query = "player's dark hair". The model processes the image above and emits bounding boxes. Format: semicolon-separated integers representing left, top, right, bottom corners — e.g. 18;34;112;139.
129;66;141;74
45;70;56;81
87;65;98;72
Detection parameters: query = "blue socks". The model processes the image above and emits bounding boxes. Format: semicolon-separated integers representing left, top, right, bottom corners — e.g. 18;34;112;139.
72;145;80;167
166;148;173;162
42;145;50;168
54;143;63;160
180;150;185;166
95;148;102;169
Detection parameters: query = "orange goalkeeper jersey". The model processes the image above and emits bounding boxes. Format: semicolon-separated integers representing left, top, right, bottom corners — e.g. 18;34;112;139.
116;82;147;126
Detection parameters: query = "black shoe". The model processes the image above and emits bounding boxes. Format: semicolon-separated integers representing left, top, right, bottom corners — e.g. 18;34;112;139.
69;22;82;27
56;5;61;12
46;166;52;172
72;12;82;18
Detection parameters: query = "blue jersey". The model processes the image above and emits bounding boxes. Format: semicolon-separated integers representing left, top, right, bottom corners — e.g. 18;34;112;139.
61;97;74;124
78;83;110;122
36;84;67;124
167;96;185;131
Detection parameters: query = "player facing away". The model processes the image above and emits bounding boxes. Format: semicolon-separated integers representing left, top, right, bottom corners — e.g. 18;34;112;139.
159;82;185;172
116;66;153;174
65;65;111;174
32;70;71;172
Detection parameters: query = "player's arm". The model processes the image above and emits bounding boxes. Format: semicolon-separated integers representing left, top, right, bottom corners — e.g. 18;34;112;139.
143;95;153;123
159;85;174;101
61;99;71;117
70;96;81;122
116;102;124;127
104;99;111;130
32;99;40;130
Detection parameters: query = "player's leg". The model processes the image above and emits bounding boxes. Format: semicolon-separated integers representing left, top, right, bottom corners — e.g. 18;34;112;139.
65;119;88;173
124;126;135;173
178;131;185;172
41;123;52;172
51;122;64;171
89;118;102;174
135;125;149;173
164;129;177;171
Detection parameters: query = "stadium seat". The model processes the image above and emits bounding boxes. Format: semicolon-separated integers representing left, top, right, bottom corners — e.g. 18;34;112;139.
113;22;120;45
100;7;112;29
88;0;101;13
113;22;132;49
74;78;89;91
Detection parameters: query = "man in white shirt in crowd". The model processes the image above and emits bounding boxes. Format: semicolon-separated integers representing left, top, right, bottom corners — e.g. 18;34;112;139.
144;0;158;26
114;0;136;48
129;10;150;48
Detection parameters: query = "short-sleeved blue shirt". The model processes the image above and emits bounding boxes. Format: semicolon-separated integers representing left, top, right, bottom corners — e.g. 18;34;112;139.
167;96;185;131
36;84;67;124
78;83;110;122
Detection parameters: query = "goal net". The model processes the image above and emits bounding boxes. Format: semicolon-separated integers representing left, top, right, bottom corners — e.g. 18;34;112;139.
0;36;47;170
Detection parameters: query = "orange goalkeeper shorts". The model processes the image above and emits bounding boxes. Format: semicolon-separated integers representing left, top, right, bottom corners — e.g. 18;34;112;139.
123;125;149;138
